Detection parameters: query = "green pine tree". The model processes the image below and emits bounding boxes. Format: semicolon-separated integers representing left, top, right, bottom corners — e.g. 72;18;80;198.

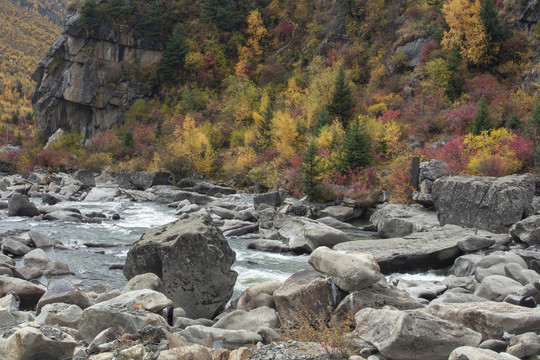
201;0;242;31
445;47;463;102
315;108;331;135
531;100;540;134
301;141;322;201
480;0;506;44
328;66;354;126
158;25;189;84
507;114;521;131
104;0;134;23
470;96;493;135
78;0;100;35
256;103;273;153
340;120;372;172
136;3;164;38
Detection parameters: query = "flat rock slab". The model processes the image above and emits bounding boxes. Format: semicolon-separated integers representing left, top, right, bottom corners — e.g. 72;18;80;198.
424;301;540;340
334;227;476;273
369;204;441;238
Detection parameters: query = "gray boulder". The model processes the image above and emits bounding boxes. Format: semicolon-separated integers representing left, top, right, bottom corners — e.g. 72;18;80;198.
449;346;519;360
36;280;94;314
253;190;287;208
0;277;46;310
234;282;282;311
96;289;172;313
115;171;172;190
7;194;40;217
84;186;121;202
369;204;440;238
2;238;31;256
424;301;540;339
474;275;524;302
246;239;289;253
35;303;83;328
450;254;485;277
509;215;540;246
180;325;262;347
432;174;539;233
28;230;53;248
43;210;83;222
73;169;95;188
507;332;540;358
13;266;43;281
308;246;381;292
23;249;51;270
355;308;482;360
317;216;356;230
321;205;359;222
475;253;527;282
457;235;496;252
124;212;237;319
123;273;163;293
213;306;278;331
173;190;214;205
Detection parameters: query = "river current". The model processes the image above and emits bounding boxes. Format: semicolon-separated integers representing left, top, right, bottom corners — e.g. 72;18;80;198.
0;193;442;299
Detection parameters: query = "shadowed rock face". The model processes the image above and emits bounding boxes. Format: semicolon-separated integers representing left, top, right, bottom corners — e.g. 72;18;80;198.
31;11;163;141
124;212;237;319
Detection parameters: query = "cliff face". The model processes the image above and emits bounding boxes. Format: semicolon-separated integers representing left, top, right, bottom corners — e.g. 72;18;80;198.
31;11;163;140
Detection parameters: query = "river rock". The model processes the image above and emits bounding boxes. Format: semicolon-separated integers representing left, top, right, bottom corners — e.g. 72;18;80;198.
115;171;172;190
420;159;450;183
73;169;95;188
43;260;74;276
510;215;540;246
432;174;539;233
369;204;440;238
23;249;51;270
124;212;237;319
321;205;359;222
234;282;282;311
355;308;482;360
0;277;45;310
474;275;525;301
123;272;163;293
13;266;43;281
36;279;94;314
424;301;540;339
79;305;167;343
211;206;243;220
308;246;381;292
223;223;259;237
7;194;40;217
28;230;53;248
431;292;488;304
475;253;528;282
335;227;472;273
253;190;287;208
180;325;262;347
261;213;351;253
449;346;520;360
335;283;422;318
96;289;172;313
43;210;83;222
2;238;32;256
213;306;278;331
173;190;214;205
246;239;289;253
395;279;447;301
0;253;15;267
450;254;485;277
441;275;478;292
123;189;156;202
84;186;121;202
316;216;356;230
41;193;67;205
273;269;339;325
157;345;212;360
0;323;77;360
457;235;496;252
507;332;540;358
206;185;236;196
35;303;83;328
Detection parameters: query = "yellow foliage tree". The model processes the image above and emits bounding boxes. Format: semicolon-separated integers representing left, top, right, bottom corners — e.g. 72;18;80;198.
235;10;267;77
273;111;301;162
442;0;491;66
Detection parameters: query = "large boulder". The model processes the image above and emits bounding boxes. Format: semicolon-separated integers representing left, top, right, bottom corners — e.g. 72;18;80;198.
28;230;53;248
124;212;237;319
355;308;482;360
7;194;40;217
0;323;77;360
273;269;340;325
23;249;51;270
253;190;287;208
308;246;381;292
35;303;84;328
449;346;519;360
36;280;94;314
2;238;32;256
260;213;351;253
424;301;540;339
84;186;121;202
432;174;539;233
474;275;524;301
180;325;262;347
213;306;279;331
123;272;163;293
509;215;540;246
73;169;95;188
369;204;441;238
0;277;46;310
115;171;172;190
334;227;474;273
96;289;172;313
234;282;282;311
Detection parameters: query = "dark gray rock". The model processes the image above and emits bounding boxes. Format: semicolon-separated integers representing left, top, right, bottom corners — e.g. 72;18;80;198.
29;230;53;248
36;279;94;314
247;239;289;253
124;212;237;319
173;190;214;205
396;38;431;67
253;190;287;208
420;159;450;183
432;174;539;233
41;193;67;205
510;215;540;246
7;194;40;217
115;171;172;190
73;169;95;188
2;239;32;256
457;235;496;252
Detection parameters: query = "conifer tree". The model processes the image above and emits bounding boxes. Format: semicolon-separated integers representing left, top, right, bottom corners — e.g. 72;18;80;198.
446;47;463;102
470;96;493;135
315;108;330;134
301;140;322;201
201;0;242;31
158;26;188;84
136;3;164;38
328;66;354;126
340;119;372;172
531;100;540;134
78;0;100;35
480;0;506;44
256;102;273;153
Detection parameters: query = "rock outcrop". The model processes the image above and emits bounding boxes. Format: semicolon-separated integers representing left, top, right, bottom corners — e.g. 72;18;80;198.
123;212;237;319
31;10;163;140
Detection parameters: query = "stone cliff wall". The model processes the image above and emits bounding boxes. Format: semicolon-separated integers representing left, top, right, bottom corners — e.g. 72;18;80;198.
31;11;163;140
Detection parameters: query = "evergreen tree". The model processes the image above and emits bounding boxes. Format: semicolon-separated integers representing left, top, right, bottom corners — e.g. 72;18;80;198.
531;100;540;134
507;114;521;131
158;25;189;84
445;47;463;102
480;0;506;44
104;0;134;22
201;0;242;31
315;108;330;135
301;141;322;201
78;0;100;35
470;96;493;135
256;103;273;153
136;3;164;38
340;120;372;172
328;66;354;126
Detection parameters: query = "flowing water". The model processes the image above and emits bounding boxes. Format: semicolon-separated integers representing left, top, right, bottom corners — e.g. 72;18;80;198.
1;194;437;299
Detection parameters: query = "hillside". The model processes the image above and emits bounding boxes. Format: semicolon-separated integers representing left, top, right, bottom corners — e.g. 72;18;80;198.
11;0;540;202
0;0;65;146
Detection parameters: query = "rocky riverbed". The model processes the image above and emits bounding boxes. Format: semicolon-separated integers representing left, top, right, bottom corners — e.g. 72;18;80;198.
0;163;539;360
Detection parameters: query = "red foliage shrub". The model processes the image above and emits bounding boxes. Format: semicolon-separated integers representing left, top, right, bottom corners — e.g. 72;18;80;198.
444;102;477;135
508;133;534;163
256;149;279;164
273;21;295;38
436;137;467;174
466;74;504;103
379;109;403;124
261;62;287;83
475;155;505;177
281;166;303;197
35;149;70;170
418;41;439;64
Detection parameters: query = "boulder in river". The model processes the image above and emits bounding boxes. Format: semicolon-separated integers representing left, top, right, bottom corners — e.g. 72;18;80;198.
124;212;237;319
115;171;172;190
36;279;94;314
0;277;46;310
253;190;287;208
355;307;482;360
369;204;440;238
7;194;40;217
432;174;539;233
